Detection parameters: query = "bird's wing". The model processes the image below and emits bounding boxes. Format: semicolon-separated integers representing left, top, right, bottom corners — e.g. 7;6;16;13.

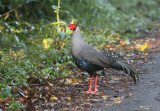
80;44;114;68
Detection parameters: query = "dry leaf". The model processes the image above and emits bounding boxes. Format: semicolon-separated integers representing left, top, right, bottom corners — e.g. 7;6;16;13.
50;96;58;100
120;41;126;47
67;95;71;100
113;100;122;104
102;95;108;100
110;96;124;100
4;13;9;20
145;53;148;56
72;78;79;83
125;93;133;98
66;78;73;84
0;98;4;102
58;91;64;94
14;10;20;22
106;44;111;48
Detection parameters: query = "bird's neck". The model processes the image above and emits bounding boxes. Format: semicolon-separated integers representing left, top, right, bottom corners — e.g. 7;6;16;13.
71;27;85;57
72;27;84;41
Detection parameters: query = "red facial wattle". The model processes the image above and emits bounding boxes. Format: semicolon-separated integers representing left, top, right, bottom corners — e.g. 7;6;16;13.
68;24;77;30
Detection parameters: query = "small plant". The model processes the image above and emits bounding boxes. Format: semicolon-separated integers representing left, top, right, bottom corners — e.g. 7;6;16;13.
0;86;25;110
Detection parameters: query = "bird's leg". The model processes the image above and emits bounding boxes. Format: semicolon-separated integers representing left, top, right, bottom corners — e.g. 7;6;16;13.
83;76;93;93
90;75;98;94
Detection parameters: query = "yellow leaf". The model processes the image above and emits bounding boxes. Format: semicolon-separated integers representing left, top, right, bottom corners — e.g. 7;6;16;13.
43;38;54;49
112;77;120;80
60;42;65;49
66;78;73;84
66;78;80;84
106;45;111;48
67;95;71;100
113;100;122;104
59;79;64;83
0;98;4;102
72;78;78;83
140;43;148;51
50;96;58;100
144;43;148;49
102;95;108;100
0;62;4;65
145;53;148;56
68;71;72;75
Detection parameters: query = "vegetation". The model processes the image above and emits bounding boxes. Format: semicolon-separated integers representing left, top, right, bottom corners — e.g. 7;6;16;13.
0;0;160;110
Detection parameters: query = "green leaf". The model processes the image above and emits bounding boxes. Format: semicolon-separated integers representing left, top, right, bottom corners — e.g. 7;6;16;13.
6;86;11;96
57;31;66;39
17;105;26;108
11;94;19;98
9;101;19;109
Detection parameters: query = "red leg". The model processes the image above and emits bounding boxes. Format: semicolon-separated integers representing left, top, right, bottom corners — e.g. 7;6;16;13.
83;76;93;93
90;75;98;94
83;75;98;94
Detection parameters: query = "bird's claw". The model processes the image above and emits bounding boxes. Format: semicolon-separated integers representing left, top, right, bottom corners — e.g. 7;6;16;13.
82;89;98;94
133;75;139;85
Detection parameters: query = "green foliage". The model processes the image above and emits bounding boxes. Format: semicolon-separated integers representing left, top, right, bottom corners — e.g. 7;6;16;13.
0;86;25;110
8;101;26;110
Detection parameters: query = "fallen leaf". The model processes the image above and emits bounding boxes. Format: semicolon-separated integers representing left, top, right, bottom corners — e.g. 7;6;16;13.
113;100;122;104
140;105;151;110
72;78;79;83
66;78;73;84
110;96;124;100
125;93;133;98
120;41;126;47
50;96;58;100
102;95;108;100
145;53;148;56
67;95;71;100
106;44;111;48
58;91;64;94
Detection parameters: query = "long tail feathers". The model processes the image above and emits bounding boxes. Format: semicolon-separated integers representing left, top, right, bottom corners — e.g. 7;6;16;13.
111;60;139;84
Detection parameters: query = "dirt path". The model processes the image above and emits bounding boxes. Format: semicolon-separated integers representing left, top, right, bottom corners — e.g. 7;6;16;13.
94;34;160;111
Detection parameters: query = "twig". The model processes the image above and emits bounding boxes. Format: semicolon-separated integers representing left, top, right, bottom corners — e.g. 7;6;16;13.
0;4;23;18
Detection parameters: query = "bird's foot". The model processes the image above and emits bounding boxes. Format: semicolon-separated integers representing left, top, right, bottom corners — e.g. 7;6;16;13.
82;90;92;93
82;89;98;94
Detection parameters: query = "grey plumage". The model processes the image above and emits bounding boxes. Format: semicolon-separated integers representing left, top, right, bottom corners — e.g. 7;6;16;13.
71;26;138;84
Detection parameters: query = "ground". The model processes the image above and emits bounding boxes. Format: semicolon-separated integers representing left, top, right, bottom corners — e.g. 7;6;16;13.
23;32;160;111
94;32;160;111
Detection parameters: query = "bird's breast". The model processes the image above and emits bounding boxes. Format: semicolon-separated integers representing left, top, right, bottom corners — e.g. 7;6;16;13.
72;56;103;73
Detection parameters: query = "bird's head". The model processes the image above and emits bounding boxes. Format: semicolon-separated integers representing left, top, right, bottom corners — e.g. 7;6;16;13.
68;24;77;31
